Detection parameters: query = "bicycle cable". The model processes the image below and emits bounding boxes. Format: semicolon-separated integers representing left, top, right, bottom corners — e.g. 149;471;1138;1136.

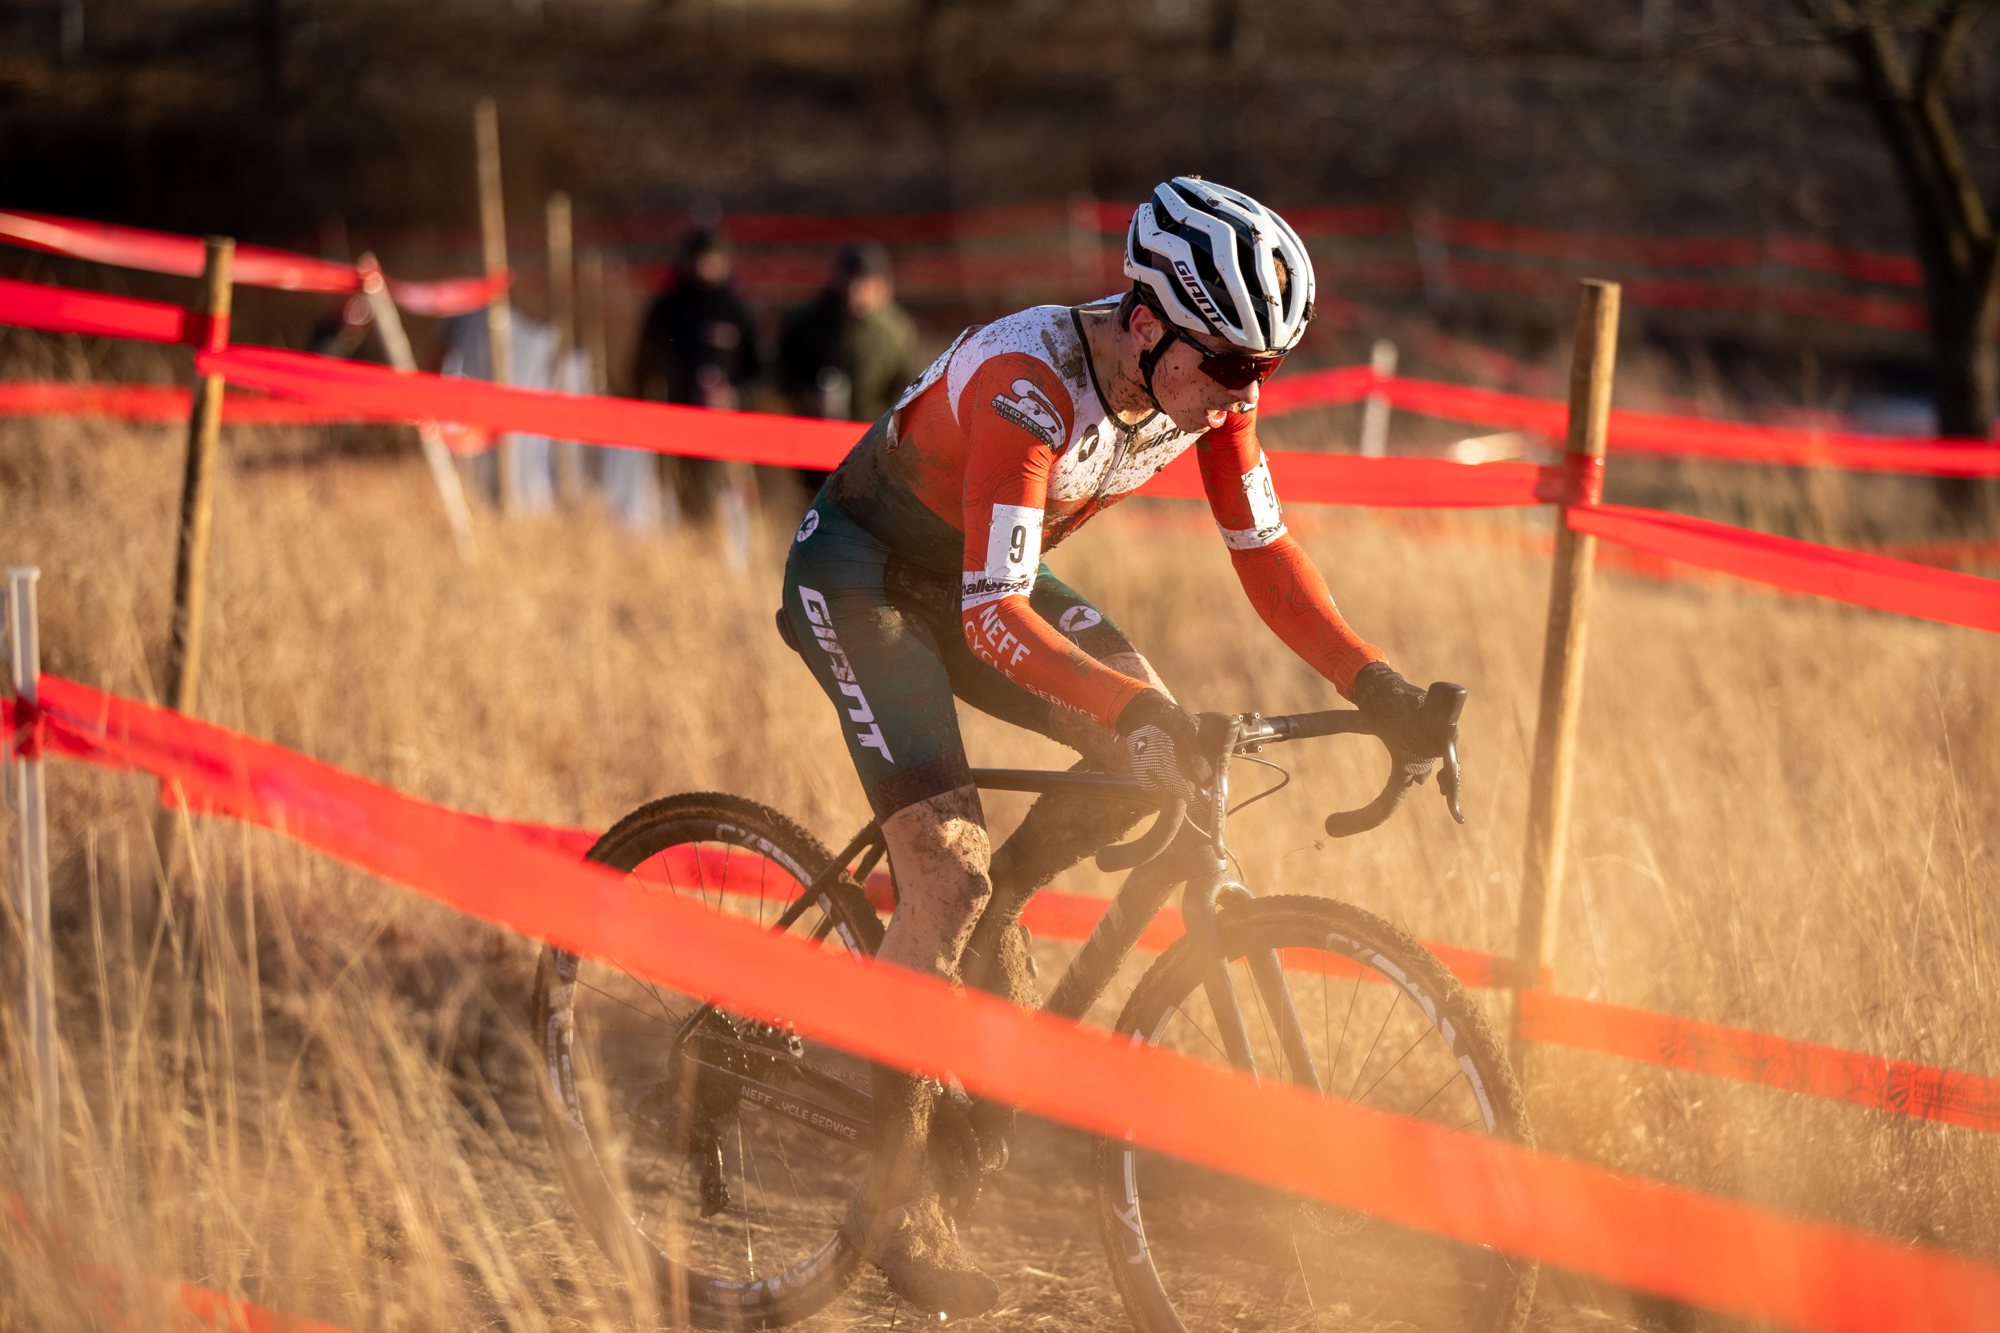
1227;754;1291;817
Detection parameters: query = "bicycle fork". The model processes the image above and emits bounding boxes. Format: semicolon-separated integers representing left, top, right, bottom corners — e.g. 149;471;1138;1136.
1182;719;1325;1093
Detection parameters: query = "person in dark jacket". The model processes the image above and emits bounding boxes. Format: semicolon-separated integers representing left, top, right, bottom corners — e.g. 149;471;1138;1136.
780;242;919;493
780;243;918;424
633;228;763;531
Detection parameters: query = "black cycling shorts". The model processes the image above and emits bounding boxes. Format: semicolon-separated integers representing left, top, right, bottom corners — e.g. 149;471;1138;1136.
780;496;1135;821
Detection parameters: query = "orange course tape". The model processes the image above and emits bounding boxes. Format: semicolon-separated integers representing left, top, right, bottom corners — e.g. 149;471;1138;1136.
9;679;2000;1330
0;210;504;316
0;381;366;424
7;279;2000;630
1569;504;2000;635
1518;992;2000;1135
1262;366;2000;476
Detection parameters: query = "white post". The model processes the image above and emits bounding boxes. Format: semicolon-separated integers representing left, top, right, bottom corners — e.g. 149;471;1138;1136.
5;566;59;1224
357;253;479;562
1358;339;1397;457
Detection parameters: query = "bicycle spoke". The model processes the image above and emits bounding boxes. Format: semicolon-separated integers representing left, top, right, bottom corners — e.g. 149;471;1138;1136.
1406;1066;1467;1122
1331;969;1362;1092
577;973;682;1030
1344;987;1401;1102
1354;1024;1434;1109
1167;1000;1231;1064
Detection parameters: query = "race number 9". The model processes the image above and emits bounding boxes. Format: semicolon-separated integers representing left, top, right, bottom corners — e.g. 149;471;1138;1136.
982;503;1043;597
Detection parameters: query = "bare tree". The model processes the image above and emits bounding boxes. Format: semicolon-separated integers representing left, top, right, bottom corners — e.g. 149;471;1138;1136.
1800;1;1997;506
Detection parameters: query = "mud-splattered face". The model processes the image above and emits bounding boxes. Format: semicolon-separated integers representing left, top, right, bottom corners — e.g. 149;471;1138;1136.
1143;321;1261;434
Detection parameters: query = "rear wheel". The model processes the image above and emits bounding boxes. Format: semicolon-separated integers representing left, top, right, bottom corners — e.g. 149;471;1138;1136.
533;792;885;1329
1093;895;1536;1333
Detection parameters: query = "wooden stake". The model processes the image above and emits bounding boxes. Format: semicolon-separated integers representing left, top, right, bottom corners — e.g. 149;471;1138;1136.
474;96;518;514
163;237;235;716
357;253;478;561
579;247;610;394
155;237;233;890
547;192;586;502
1510;280;1620;1071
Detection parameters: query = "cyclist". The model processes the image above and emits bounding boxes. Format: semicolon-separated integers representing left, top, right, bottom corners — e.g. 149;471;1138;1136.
779;177;1448;1319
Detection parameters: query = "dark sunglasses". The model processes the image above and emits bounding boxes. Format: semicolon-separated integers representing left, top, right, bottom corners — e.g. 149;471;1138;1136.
1154;323;1287;390
1192;345;1287;390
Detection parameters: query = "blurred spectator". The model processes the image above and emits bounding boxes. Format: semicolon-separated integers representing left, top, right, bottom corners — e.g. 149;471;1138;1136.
780;242;917;426
632;228;763;557
436;307;589;515
634;228;762;409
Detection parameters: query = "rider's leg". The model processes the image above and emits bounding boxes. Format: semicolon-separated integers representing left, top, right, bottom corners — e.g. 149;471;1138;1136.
875;785;992;978
929;567;1182;1170
781;504;999;1319
841;782;999;1319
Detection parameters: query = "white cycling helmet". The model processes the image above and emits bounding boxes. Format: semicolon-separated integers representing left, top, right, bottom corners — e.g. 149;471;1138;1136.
1123;176;1316;354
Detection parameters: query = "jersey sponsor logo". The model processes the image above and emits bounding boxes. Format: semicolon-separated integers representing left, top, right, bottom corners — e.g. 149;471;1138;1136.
797;587;894;761
964;503;1042;609
1057;605;1103;634
972;601;1033;671
990;378;1062;448
1073;424;1101;463
794;510;820;542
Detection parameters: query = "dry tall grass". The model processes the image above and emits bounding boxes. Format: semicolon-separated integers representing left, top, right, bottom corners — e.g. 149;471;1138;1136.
1;410;1995;1330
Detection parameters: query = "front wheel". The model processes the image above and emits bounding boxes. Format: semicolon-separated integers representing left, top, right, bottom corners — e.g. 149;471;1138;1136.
533;792;886;1329
1093;895;1536;1333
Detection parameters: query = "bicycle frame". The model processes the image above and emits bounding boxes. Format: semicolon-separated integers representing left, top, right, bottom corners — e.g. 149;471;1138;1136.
767;713;1317;1084
661;695;1465;1145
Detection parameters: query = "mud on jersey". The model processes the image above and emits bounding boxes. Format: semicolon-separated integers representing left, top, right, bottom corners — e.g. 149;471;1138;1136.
827;299;1383;729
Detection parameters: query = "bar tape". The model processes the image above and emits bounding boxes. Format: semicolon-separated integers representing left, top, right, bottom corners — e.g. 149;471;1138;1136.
1518;991;2000;1135
0;210;505;317
8;679;2000;1329
1572;504;2000;635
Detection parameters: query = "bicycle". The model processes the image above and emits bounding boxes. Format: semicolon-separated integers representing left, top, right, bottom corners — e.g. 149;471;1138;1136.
532;683;1535;1331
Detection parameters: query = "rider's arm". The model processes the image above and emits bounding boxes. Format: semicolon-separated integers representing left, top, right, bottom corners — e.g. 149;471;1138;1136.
958;354;1153;729
1196;408;1386;700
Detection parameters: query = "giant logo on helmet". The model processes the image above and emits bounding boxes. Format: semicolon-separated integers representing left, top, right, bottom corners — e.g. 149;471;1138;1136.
1171;259;1227;329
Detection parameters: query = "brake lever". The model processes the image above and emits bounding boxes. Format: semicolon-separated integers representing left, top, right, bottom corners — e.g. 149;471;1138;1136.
1422;681;1468;826
1438;735;1465;824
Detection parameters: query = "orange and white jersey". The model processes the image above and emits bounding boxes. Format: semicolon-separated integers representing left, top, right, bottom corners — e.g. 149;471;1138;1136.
870;300;1381;729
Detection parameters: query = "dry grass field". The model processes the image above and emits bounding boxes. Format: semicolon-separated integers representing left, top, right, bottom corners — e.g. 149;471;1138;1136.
1;408;1996;1330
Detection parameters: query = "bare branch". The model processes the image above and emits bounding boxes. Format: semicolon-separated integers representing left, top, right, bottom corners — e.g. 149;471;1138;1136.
1913;6;1993;248
1915;1;1977;100
1853;10;1917;99
1794;0;1862;32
